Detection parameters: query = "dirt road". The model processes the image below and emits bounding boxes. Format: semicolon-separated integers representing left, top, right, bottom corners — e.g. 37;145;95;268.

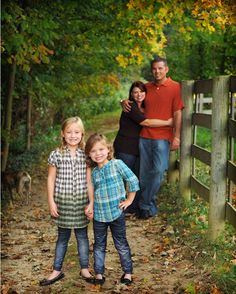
1;170;211;294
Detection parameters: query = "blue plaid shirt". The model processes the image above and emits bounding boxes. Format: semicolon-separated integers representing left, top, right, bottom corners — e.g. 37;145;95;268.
92;159;139;222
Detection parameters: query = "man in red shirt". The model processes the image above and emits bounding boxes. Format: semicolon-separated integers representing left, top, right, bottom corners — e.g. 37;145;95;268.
122;57;184;219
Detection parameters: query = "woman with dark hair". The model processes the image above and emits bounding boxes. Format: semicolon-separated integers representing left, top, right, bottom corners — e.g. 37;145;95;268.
113;81;172;216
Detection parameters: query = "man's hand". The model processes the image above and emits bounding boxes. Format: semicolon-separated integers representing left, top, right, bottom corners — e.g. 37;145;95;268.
121;99;132;112
170;137;180;150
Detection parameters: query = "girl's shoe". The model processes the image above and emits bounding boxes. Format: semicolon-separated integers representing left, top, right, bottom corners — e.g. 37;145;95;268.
80;272;95;284
120;273;132;285
94;276;105;285
39;272;65;286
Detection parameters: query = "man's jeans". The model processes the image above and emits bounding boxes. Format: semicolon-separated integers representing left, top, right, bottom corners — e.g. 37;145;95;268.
93;213;133;274
53;226;89;271
115;152;140;214
139;138;170;216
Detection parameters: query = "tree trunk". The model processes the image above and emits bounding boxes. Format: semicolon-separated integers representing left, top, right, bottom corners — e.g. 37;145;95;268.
26;80;32;150
1;61;17;172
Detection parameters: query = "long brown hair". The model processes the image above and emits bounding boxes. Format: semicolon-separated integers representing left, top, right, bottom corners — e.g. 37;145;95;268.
128;81;147;101
85;133;113;167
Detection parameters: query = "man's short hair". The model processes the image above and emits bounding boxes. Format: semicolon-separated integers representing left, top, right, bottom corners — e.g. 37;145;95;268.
151;56;168;67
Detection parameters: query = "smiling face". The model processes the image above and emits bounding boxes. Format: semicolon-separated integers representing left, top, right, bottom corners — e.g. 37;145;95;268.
61;122;83;149
131;86;146;104
89;141;109;167
151;61;169;84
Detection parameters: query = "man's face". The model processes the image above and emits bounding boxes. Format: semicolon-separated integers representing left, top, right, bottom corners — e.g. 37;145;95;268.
151;61;169;83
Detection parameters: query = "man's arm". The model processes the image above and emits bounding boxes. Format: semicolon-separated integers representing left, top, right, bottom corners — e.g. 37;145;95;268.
120;99;132;112
171;109;182;150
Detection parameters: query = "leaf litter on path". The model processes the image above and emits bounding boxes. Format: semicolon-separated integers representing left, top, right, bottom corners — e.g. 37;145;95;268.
1;173;216;294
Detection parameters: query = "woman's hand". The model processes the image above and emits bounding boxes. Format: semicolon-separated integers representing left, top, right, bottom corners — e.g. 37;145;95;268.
167;118;173;126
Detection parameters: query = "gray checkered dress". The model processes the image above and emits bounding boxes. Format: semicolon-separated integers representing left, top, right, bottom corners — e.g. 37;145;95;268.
48;147;89;229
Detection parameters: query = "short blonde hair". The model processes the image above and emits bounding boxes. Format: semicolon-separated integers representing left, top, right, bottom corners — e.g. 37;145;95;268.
60;116;85;151
85;133;113;167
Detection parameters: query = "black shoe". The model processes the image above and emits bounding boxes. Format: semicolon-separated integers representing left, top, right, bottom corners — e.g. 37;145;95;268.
39;272;65;286
138;209;149;220
120;273;132;286
80;272;95;284
94;276;105;285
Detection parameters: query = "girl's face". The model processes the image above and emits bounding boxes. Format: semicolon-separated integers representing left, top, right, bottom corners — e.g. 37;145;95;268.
131;87;146;104
89;141;109;167
62;122;83;148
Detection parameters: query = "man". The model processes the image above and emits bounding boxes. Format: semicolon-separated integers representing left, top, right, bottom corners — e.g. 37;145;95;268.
122;56;184;219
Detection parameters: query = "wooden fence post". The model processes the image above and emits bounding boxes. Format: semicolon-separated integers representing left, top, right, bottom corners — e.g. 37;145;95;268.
208;76;229;240
168;151;179;183
179;80;194;201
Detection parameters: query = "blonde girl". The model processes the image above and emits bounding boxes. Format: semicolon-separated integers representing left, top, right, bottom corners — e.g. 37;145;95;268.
40;117;94;286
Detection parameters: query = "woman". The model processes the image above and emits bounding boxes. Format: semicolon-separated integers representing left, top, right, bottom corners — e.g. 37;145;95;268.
113;81;172;216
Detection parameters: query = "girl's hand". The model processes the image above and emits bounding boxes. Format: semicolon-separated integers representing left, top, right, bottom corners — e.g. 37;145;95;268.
49;201;59;218
119;199;132;210
85;203;94;220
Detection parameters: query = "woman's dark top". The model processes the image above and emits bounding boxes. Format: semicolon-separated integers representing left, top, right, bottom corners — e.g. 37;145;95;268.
113;102;146;156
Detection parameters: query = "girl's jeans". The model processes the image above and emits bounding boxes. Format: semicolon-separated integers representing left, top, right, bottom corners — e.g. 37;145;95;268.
53;226;89;271
93;213;133;275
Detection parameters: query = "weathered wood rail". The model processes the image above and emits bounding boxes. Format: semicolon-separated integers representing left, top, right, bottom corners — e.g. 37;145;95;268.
169;75;236;239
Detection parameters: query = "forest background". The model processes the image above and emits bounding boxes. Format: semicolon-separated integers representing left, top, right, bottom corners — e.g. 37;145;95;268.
1;1;236;293
1;0;236;173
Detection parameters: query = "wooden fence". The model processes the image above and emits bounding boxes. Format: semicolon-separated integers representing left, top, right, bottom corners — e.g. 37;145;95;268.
169;75;236;239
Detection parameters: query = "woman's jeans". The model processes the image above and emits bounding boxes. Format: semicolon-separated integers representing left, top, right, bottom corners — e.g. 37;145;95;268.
93;213;133;275
53;226;89;271
115;152;140;214
139;138;170;216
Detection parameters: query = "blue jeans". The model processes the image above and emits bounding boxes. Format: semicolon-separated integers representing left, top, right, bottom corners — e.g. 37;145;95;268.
139;138;170;216
93;213;133;275
53;226;89;271
115;152;140;214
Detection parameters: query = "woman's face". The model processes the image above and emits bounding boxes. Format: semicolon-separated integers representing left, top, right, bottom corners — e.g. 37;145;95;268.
131;87;146;103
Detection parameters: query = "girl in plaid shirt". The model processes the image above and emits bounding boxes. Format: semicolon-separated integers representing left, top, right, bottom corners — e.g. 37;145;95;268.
85;133;139;286
40;117;94;286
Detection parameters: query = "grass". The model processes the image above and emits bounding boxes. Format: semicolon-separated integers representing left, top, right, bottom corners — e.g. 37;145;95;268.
159;183;236;294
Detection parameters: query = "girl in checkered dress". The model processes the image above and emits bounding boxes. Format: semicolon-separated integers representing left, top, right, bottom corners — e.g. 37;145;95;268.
40;117;94;286
85;133;139;286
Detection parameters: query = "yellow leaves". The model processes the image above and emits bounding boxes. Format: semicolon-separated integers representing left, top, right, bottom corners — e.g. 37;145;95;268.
38;44;54;56
115;54;129;68
192;0;236;31
130;46;143;64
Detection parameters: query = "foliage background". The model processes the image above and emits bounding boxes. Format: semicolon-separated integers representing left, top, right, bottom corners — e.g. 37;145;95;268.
1;0;236;170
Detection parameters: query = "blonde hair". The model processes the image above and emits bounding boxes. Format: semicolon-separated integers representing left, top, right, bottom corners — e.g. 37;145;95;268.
60;116;85;151
85;133;113;167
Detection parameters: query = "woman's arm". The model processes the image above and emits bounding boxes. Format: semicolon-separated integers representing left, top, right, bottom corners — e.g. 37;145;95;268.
47;165;59;217
140;118;173;127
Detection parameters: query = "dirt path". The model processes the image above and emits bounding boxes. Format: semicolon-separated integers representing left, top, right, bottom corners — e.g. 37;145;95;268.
1;169;211;294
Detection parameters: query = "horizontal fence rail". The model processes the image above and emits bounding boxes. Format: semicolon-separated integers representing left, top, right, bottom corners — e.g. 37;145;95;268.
176;75;236;238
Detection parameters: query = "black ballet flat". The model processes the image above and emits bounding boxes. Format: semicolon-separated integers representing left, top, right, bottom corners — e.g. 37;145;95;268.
39;272;65;286
120;273;132;286
80;272;95;284
94;276;105;285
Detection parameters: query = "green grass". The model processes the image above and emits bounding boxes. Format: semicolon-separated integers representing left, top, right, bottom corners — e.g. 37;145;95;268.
159;183;236;294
